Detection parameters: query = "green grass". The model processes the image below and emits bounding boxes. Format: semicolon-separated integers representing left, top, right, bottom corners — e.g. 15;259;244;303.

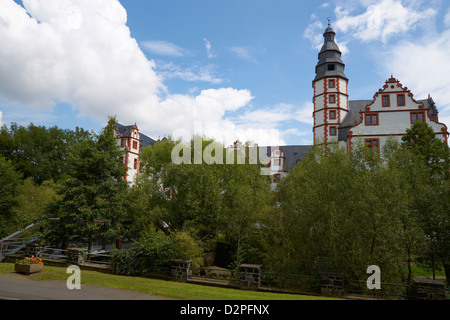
0;263;338;300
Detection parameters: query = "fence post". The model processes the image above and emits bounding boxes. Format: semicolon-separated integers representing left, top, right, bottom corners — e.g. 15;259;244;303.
24;243;42;258
409;278;446;300
239;264;261;290
67;248;87;265
171;259;192;282
320;271;344;298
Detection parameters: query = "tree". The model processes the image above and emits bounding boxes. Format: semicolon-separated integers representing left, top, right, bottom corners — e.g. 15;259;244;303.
401;122;450;283
43;117;128;251
0;156;22;237
137;136;275;267
0;123;92;184
272;143;416;285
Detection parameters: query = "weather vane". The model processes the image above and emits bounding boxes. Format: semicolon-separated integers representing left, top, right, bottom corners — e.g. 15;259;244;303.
327;17;331;27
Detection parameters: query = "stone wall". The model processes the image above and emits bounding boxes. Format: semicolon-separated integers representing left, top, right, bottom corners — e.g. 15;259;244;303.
320;272;344;298
239;264;261;290
410;278;446;300
171;259;192;281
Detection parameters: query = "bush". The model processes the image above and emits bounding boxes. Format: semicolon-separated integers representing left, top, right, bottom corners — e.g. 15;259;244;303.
111;228;174;276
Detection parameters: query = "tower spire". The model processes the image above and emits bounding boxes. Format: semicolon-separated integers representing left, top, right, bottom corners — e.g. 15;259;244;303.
314;23;347;81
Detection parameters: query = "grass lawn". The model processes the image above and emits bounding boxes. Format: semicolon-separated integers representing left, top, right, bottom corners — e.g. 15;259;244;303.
0;263;339;300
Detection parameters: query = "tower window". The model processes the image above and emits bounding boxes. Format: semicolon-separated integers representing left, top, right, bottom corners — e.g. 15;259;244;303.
329;79;335;88
329;95;336;104
328;64;335;71
330;110;336;119
330;126;337;136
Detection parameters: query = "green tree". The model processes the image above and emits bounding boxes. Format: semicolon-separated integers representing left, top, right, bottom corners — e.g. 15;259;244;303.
0;123;91;184
401;122;450;283
43;117;128;251
272;143;415;284
0;156;22;237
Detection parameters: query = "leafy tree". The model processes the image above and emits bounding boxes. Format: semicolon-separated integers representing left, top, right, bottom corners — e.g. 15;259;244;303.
43;117;128;251
0;156;22;237
0;123;91;184
401;122;450;283
272;143;417;285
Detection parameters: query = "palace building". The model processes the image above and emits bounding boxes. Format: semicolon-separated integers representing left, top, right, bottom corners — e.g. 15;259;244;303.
115;23;448;185
312;23;448;152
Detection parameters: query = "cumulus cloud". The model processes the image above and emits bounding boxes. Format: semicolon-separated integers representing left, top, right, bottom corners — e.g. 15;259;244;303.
380;30;450;127
0;0;263;144
334;0;436;43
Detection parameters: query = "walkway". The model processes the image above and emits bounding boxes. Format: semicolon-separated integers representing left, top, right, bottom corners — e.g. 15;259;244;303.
0;273;172;300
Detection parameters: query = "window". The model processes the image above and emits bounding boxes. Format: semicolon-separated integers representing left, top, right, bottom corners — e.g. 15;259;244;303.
272;159;281;166
133;159;138;169
273;174;281;183
329;126;337;136
329;110;336;119
132;141;138;150
397;94;405;106
411;111;425;124
382;95;390;107
329;79;335;88
329;94;336;104
366;139;380;154
365;113;379;126
328;64;335;71
120;139;126;148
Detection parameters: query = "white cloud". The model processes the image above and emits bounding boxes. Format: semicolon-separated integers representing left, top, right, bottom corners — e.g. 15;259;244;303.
229;46;259;63
380;30;450;128
303;19;349;55
334;0;436;43
203;38;216;59
156;62;223;84
141;40;188;57
0;0;267;145
445;8;450;27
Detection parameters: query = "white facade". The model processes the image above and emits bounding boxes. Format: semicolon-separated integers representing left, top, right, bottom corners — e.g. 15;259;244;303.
313;77;349;145
346;77;448;152
115;123;141;184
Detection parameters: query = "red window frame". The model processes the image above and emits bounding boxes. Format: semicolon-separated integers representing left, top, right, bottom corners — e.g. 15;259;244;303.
397;94;405;106
382;95;390;107
329;110;336;119
410;111;425;124
329;126;337;136
329;94;336;104
365;113;379;126
365;138;380;154
329;79;335;88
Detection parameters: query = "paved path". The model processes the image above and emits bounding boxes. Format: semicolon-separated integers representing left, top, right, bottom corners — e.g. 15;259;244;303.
0;273;172;300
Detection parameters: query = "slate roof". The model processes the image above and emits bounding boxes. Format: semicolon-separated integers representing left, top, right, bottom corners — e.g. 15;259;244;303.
262;145;312;171
115;123;156;148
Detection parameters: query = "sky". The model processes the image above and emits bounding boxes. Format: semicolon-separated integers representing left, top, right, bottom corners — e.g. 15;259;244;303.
0;0;450;147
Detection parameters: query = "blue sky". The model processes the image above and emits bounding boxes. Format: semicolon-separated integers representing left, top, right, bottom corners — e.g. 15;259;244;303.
1;0;450;146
